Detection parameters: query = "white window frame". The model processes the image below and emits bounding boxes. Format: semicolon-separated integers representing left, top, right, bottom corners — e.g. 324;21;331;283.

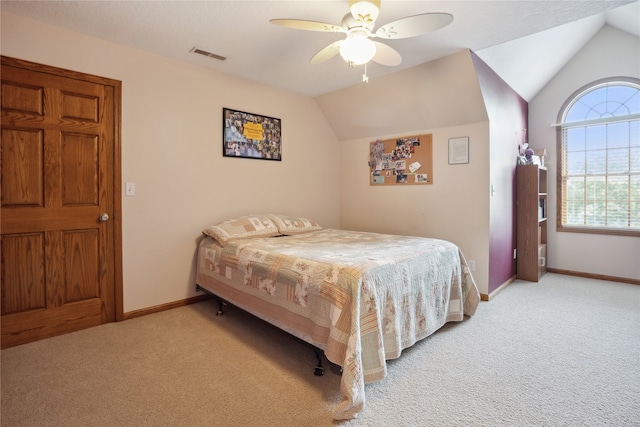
556;77;640;237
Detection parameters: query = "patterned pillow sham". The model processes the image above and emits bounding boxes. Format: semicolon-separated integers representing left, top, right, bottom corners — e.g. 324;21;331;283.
267;214;322;235
203;215;280;245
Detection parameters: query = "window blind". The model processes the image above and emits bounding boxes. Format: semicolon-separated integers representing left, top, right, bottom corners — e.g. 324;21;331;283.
560;119;640;230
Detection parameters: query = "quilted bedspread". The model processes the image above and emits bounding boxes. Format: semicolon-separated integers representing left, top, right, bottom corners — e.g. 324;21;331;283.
196;228;480;420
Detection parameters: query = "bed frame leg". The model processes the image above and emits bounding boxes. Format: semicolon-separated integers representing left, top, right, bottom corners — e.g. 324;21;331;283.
215;298;224;316
314;350;324;376
196;284;225;316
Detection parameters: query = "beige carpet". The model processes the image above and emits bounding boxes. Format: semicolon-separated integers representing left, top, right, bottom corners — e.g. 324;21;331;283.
2;273;639;426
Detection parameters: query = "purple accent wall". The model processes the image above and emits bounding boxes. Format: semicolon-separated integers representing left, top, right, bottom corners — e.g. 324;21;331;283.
470;52;528;295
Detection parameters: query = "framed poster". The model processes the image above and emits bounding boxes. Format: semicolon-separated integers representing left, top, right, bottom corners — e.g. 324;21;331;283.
448;137;469;164
223;107;282;161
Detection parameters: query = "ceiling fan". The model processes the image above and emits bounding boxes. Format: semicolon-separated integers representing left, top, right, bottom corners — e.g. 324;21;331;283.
270;0;453;69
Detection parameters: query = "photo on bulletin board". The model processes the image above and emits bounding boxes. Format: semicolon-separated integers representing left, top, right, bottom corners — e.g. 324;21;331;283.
369;134;433;186
223;107;282;161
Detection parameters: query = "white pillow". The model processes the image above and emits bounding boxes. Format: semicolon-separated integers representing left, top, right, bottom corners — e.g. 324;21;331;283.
267;214;322;235
203;215;280;245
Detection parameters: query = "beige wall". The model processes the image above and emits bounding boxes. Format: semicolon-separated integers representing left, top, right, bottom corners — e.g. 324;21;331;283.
318;51;492;294
1;12;341;312
529;25;640;281
339;122;491;294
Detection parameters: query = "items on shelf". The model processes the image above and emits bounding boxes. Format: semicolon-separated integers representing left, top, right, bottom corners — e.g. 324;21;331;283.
518;142;546;166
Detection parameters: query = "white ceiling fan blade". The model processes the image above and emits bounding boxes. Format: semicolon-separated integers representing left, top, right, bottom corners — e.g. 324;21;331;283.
372;41;401;66
270;19;345;33
311;40;342;64
375;13;453;39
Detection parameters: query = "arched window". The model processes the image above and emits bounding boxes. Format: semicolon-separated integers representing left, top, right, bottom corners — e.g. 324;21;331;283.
557;77;640;236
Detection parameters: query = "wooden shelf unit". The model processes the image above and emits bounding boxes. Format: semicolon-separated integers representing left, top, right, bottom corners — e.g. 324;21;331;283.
516;164;547;282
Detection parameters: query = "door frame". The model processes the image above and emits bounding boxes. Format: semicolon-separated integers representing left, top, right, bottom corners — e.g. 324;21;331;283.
1;55;124;322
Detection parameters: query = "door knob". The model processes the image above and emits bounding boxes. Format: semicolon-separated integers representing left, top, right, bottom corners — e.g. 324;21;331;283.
99;213;110;222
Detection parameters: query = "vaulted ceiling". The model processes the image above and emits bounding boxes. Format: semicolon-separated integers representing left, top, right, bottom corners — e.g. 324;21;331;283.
1;1;638;101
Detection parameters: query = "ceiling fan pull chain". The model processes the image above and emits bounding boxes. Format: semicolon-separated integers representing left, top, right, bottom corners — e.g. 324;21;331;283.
363;63;369;83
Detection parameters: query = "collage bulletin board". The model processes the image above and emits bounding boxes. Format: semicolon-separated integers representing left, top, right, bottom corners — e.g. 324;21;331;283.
369;134;433;185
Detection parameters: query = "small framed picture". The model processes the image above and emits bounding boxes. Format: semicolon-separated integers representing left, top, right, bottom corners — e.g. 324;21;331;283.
448;137;469;165
223;107;282;161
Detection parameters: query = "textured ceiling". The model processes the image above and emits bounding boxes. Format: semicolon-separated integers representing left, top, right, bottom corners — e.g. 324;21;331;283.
1;1;638;101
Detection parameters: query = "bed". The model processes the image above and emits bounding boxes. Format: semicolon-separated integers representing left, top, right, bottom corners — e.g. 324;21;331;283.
195;214;480;420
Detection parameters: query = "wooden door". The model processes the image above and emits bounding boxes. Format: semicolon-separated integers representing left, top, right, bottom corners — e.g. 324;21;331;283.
1;57;122;348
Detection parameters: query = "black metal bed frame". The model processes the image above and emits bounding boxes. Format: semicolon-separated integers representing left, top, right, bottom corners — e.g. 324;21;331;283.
195;284;326;376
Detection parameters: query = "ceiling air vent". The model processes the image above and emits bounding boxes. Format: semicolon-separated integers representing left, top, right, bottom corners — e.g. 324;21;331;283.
190;47;226;61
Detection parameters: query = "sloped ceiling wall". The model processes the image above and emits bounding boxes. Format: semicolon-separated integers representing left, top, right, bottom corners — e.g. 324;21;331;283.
314;49;488;142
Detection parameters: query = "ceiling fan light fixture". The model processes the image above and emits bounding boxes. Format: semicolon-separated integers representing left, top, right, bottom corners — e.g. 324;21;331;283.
349;0;380;25
340;34;376;65
272;1;451;72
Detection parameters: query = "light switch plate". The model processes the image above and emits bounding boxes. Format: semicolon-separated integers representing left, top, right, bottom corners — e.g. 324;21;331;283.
125;182;136;196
